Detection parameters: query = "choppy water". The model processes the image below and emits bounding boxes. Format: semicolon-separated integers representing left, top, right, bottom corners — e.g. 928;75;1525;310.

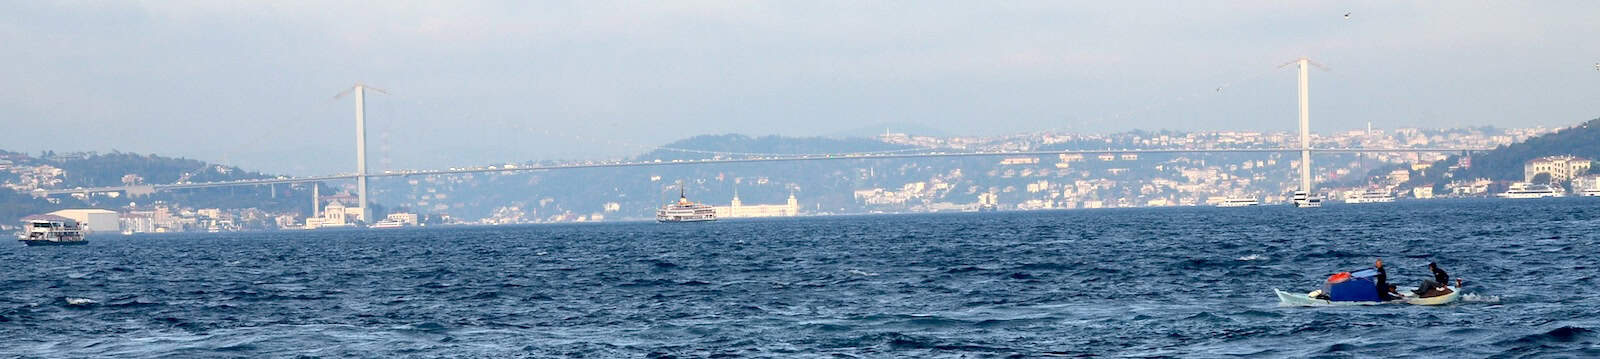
3;199;1599;358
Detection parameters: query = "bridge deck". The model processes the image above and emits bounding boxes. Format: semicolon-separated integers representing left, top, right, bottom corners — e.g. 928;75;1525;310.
37;147;1483;196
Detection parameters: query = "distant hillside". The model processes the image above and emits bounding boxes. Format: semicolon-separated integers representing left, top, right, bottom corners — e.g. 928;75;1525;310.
1451;118;1600;181
0;150;316;222
0;186;88;225
634;134;915;161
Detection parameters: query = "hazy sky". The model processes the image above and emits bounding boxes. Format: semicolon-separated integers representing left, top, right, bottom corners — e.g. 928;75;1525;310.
3;1;1598;175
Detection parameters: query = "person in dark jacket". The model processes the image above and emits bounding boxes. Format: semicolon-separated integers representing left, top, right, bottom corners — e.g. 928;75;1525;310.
1413;262;1452;297
1430;262;1449;285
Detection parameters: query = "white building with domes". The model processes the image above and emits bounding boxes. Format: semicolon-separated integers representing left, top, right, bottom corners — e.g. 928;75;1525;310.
714;191;800;218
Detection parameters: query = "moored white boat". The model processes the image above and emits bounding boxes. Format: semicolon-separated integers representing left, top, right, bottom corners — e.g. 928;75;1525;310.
372;219;405;228
1344;189;1395;204
1291;190;1322;208
1217;196;1260;207
1497;182;1564;199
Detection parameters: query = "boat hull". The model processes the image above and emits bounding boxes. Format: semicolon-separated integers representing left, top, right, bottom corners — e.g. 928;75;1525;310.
1275;287;1460;307
656;217;717;223
20;240;88;246
1405;287;1461;306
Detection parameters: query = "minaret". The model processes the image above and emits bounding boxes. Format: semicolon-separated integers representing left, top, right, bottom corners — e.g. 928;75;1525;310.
786;190;798;215
312;184;320;217
729;187;741;217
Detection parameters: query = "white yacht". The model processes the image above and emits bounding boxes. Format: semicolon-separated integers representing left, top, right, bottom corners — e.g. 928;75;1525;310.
1497;182;1564;199
17;217;87;246
1291;191;1323;208
1344;189;1396;204
1217;196;1260;207
1581;189;1600;197
656;189;717;222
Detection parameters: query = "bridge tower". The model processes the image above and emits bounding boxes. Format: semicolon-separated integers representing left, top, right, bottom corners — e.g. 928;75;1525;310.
354;85;369;223
1296;57;1312;194
338;84;385;223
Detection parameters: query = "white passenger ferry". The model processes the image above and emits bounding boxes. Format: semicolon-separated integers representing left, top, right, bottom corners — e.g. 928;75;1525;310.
1497;182;1564;199
17;216;88;246
656;189;717;222
1217;196;1260;207
1344;189;1395;204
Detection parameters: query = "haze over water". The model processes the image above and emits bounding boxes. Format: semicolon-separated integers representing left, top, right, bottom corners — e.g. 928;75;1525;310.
3;199;1597;357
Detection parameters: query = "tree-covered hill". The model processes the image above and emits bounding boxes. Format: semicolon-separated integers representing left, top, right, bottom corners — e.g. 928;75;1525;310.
0;151;315;222
1452;118;1600;181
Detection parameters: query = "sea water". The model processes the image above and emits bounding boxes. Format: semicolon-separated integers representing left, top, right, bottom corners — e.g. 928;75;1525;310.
2;199;1597;357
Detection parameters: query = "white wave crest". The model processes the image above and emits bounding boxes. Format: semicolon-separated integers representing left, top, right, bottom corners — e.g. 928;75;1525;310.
65;297;97;306
1462;293;1500;303
847;269;879;277
1237;254;1266;261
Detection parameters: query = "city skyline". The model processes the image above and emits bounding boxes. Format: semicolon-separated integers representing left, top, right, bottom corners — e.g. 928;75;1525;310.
3;2;1599;175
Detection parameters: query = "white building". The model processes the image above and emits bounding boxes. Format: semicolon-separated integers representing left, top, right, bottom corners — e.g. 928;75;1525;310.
1573;174;1600;196
1412;186;1435;199
119;212;155;234
1525;155;1592;183
714;192;800;218
384;212;420;226
305;201;358;229
48;209;120;235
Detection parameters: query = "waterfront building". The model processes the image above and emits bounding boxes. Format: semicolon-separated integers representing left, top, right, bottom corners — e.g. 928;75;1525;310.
1413;186;1435;199
1524;155;1591;183
1388;169;1411;184
118;212;155;234
385;213;419;225
713;192;800;218
1573;174;1600;196
47;209;119;235
305;201;357;229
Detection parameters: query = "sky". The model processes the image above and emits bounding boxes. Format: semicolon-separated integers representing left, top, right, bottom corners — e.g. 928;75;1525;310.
2;1;1598;175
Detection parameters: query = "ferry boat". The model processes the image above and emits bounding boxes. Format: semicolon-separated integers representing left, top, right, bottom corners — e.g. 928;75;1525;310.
17;216;88;246
372;219;405;228
1217;196;1260;207
1497;182;1564;199
1291;191;1323;208
1344;189;1396;204
656;189;717;223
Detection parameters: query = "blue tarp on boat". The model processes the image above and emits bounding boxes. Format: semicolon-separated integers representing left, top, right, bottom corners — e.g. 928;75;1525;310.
1327;268;1380;302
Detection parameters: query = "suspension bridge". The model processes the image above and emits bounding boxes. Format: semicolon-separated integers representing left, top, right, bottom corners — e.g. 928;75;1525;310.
33;59;1492;219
